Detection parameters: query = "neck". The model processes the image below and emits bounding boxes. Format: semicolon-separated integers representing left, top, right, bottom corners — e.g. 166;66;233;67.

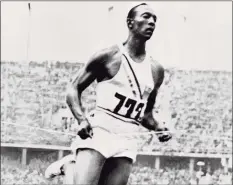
124;35;146;57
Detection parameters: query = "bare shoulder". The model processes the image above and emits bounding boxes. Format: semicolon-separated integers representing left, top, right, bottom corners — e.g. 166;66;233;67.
149;56;165;88
88;44;121;65
86;44;122;81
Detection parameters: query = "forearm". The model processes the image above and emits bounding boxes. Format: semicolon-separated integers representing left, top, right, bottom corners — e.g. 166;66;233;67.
141;112;158;131
142;89;158;131
66;87;87;124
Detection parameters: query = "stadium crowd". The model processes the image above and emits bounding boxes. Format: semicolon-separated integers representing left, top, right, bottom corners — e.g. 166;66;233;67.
1;61;232;185
1;61;232;155
128;165;232;185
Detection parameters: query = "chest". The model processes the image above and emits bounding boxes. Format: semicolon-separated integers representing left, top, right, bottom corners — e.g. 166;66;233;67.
111;55;154;98
104;53;154;83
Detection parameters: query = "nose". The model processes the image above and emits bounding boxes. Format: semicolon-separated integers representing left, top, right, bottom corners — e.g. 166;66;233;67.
148;17;155;27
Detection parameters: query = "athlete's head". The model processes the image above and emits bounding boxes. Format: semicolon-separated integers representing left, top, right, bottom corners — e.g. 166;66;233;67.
126;3;157;40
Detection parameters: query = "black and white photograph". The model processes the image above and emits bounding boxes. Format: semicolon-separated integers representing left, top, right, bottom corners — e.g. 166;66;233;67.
1;1;232;185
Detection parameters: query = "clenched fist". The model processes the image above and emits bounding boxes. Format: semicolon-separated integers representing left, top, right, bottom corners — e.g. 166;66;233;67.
141;113;172;142
77;119;93;139
156;127;172;142
152;113;172;142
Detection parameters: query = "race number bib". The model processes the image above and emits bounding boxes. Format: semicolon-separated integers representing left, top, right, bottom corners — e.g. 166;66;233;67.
113;92;146;122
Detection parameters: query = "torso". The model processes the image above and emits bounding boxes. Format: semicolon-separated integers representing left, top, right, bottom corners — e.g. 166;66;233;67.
93;43;163;126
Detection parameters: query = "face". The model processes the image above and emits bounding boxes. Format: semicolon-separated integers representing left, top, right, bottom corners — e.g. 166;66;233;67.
129;5;157;40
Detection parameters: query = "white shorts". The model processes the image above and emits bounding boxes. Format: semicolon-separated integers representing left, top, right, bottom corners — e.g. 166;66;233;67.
70;110;148;163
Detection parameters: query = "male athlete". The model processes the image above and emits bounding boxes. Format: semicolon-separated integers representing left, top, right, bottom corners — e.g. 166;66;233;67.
45;3;172;185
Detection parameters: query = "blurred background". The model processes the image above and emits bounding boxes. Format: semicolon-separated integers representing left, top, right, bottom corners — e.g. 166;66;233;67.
1;1;232;185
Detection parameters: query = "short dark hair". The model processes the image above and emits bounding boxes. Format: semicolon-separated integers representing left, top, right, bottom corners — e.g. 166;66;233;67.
127;3;148;20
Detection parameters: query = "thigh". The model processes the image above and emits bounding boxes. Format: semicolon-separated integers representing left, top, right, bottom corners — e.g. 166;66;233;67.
98;157;133;185
73;148;106;185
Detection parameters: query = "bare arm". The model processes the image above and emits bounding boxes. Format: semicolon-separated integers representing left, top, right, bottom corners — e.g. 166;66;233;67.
141;62;172;142
66;51;106;124
141;63;165;130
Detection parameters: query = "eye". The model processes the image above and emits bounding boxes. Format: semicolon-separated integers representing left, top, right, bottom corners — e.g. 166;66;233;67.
142;13;157;22
142;13;150;19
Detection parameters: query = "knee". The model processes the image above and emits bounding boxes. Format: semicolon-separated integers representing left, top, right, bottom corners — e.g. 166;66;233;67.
63;162;75;174
63;163;75;185
76;148;106;164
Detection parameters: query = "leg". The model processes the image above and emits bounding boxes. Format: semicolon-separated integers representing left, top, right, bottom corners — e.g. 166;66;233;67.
45;154;75;179
73;148;106;185
98;157;133;185
62;162;75;184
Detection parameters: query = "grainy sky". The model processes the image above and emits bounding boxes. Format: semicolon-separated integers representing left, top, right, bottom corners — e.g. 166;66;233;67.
1;1;232;71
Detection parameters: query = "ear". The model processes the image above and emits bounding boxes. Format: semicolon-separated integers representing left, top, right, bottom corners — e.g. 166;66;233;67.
127;18;134;29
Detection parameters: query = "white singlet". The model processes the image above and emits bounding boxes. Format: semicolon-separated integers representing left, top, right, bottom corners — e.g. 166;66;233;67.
71;44;154;162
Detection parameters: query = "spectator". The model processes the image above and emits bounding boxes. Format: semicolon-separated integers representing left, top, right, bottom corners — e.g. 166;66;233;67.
199;169;213;185
189;172;197;185
196;166;204;185
218;169;232;185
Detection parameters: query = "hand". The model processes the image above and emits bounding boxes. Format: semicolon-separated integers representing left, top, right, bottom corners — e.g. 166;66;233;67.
77;119;93;140
156;122;172;142
141;113;172;142
156;127;172;142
